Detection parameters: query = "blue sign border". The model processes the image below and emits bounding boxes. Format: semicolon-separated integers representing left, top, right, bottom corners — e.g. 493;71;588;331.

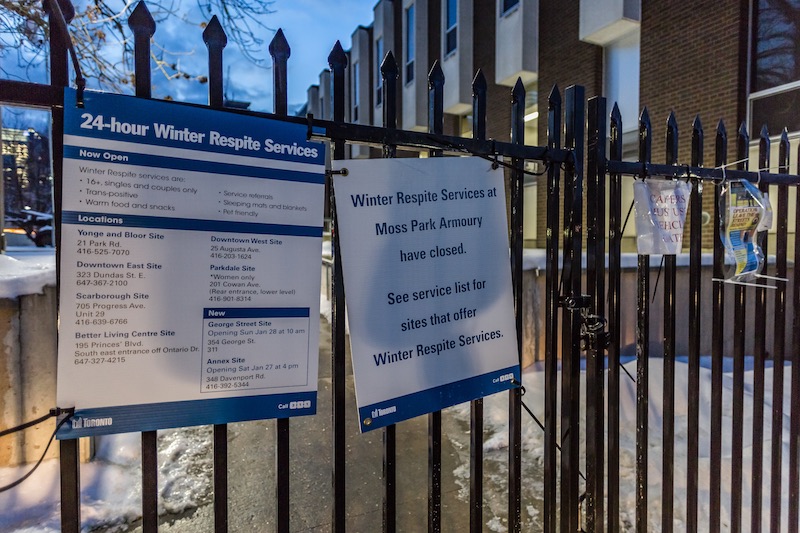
58;392;316;438
58;89;324;438
357;365;520;432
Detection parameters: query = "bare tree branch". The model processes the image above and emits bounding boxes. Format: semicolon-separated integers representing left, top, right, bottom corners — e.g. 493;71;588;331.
0;0;275;93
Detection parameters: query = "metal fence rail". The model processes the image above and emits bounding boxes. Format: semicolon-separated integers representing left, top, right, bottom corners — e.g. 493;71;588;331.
2;1;800;532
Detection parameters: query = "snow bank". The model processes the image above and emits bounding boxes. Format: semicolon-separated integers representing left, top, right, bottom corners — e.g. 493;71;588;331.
448;358;796;532
0;427;212;532
0;253;55;299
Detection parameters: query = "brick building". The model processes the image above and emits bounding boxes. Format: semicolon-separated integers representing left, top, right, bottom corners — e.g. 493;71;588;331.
304;0;800;249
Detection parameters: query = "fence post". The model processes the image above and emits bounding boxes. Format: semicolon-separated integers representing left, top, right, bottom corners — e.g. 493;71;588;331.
427;60;444;533
129;4;159;532
662;111;678;533
380;50;398;533
46;0;79;529
635;107;651;533
544;84;562;533
328;40;348;533
508;77;525;533
710;120;727;533
269;28;292;533
203;16;229;533
469;68;487;533
586;94;606;533
686;115;703;533
561;84;584;533
790;138;800;533
771;128;790;533
606;103;623;533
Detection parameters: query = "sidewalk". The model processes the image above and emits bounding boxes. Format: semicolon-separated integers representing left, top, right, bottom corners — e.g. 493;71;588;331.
122;316;473;532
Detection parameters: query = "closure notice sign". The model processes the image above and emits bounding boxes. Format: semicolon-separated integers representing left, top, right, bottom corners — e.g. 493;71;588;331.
333;157;520;432
56;89;325;437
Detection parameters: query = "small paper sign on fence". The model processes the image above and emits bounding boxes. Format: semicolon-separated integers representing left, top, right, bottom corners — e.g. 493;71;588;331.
720;179;768;281
633;180;691;255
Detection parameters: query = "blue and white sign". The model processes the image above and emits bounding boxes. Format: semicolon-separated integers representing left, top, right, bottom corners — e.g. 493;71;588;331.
57;89;325;438
333;157;520;432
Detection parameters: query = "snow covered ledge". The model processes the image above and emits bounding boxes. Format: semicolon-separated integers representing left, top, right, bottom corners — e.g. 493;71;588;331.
0;254;91;467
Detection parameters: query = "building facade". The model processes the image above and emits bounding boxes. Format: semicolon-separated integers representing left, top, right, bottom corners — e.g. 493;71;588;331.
303;0;800;249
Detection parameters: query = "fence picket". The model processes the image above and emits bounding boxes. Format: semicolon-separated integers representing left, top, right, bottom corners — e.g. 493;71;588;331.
662;111;679;533
544;84;562;533
607;102;623;533
328;40;348;533
636;107;652;533
710;120;728;533
380;50;399;533
731;121;750;533
561;84;584;533
586;95;607;533
687;115;703;533
771;129;790;533
469;68;487;533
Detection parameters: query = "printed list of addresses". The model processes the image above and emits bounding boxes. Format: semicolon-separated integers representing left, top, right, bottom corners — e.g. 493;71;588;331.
66;157;312;393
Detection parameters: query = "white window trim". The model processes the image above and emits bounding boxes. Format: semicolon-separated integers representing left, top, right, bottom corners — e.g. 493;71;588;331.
747;79;800;141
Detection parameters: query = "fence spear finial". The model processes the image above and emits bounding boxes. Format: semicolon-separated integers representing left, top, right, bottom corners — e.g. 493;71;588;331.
129;1;155;37
270;29;291;115
328;41;348;70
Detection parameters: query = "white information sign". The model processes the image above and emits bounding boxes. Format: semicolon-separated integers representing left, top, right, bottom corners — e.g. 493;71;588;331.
57;89;325;437
333;157;520;432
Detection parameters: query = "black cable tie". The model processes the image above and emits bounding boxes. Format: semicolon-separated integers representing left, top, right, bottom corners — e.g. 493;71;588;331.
305;113;315;141
75;76;86;108
327;168;348;177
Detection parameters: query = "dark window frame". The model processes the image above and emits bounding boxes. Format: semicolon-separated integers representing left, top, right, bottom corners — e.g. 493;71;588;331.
405;4;415;84
500;0;520;16
445;0;458;56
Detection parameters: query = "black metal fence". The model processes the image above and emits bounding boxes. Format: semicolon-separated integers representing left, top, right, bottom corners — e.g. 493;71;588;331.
2;1;800;532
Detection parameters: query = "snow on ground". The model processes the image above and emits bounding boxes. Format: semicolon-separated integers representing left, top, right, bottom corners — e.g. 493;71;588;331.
447;357;796;532
2;260;795;531
0;427;212;533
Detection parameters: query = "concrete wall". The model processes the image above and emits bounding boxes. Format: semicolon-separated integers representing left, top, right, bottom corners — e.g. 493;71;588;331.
0;286;91;467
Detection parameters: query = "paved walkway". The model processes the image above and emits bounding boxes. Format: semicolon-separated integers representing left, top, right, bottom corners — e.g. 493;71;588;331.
122;317;476;532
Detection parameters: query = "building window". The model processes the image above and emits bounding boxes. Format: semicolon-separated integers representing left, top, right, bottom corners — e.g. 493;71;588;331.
445;0;458;55
406;5;415;83
375;37;384;106
353;61;360;121
603;31;640;158
320;98;324;120
500;0;519;16
750;0;800;134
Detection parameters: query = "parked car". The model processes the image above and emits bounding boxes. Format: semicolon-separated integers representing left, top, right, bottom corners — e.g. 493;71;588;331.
5;209;53;247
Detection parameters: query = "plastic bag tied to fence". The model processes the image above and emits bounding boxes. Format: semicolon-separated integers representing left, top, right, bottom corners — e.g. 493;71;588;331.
633;179;691;255
719;179;770;281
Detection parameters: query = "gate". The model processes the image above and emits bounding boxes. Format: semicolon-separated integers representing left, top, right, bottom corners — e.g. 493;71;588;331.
2;1;800;532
